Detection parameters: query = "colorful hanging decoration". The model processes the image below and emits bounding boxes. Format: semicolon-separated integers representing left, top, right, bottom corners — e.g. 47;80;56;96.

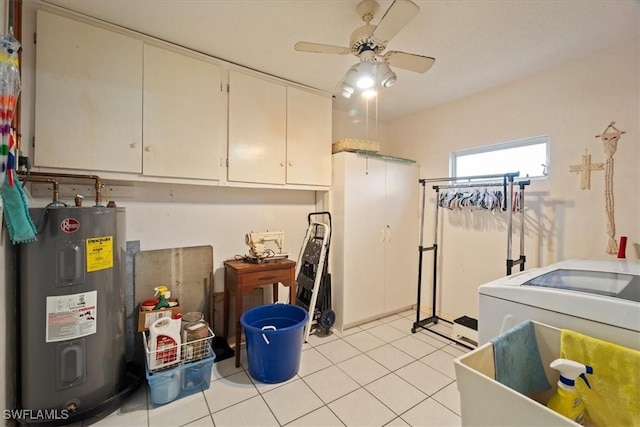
0;31;21;189
569;150;603;190
596;121;626;254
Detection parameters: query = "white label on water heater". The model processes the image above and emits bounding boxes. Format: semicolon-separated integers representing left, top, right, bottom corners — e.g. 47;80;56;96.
45;290;97;343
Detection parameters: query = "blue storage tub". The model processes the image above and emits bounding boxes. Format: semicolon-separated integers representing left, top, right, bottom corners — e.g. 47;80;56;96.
240;303;308;384
145;344;215;407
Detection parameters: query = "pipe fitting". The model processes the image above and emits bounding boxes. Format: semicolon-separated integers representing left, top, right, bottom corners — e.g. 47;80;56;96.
17;171;105;206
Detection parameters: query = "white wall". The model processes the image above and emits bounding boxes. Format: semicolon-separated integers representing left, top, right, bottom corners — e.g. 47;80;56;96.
92;183;318;293
387;38;640;321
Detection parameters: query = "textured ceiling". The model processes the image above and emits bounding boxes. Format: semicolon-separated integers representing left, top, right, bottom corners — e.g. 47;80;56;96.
42;0;639;121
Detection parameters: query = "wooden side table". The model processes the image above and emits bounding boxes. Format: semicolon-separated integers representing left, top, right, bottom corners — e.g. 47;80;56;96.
223;259;297;368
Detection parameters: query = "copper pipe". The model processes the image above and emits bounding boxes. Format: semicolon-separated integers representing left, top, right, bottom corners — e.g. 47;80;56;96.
18;171;104;206
20;176;61;204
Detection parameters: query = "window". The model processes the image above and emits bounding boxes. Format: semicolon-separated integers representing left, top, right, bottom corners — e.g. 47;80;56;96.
450;136;549;179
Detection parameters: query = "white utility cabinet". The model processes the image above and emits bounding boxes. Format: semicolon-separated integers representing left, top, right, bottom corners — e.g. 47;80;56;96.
34;10;143;173
143;44;224;180
331;152;419;330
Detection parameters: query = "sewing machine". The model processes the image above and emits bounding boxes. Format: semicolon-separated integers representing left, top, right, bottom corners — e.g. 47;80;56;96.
245;231;289;262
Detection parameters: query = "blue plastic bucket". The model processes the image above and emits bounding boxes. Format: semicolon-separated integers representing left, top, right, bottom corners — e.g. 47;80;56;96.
240;304;308;383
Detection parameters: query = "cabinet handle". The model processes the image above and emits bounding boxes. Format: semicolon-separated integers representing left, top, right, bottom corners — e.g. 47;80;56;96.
288;161;293;167
145;146;153;152
280;162;284;167
380;229;385;242
129;143;138;149
386;226;391;242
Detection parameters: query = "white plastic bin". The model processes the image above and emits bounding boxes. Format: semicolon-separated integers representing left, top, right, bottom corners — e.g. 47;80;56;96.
453;321;584;427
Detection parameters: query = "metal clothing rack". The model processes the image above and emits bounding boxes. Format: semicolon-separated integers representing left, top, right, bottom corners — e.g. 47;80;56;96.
411;172;531;349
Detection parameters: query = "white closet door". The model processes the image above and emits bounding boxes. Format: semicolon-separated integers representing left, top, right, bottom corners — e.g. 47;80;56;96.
384;160;420;313
342;154;386;325
228;70;286;184
143;44;223;180
34;10;143;173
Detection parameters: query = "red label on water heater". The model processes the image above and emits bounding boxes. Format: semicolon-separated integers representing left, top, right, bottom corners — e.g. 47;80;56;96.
61;218;80;233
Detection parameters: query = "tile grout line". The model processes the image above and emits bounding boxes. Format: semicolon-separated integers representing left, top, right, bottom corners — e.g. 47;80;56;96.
256;389;283;427
302;329;461;421
282;376;347;427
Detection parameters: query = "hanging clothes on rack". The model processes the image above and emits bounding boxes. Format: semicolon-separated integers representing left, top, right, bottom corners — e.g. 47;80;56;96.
411;172;530;349
437;187;505;211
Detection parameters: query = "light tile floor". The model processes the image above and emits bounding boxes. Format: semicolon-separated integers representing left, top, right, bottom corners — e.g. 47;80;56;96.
92;310;471;427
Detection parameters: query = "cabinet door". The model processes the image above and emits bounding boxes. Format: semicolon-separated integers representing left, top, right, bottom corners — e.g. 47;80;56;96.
34;10;143;173
143;45;223;180
342;154;386;325
228;71;286;184
384;160;419;313
286;87;332;186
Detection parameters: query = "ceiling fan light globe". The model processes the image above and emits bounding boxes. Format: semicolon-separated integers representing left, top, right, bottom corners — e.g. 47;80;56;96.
381;72;396;87
341;83;355;98
356;75;375;89
377;62;397;88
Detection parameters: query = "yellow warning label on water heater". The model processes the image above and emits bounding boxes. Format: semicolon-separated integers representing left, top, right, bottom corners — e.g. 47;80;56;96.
86;236;113;272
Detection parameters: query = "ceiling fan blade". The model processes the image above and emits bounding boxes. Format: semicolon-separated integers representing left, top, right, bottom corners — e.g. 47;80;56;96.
372;0;419;44
384;51;435;73
294;42;351;55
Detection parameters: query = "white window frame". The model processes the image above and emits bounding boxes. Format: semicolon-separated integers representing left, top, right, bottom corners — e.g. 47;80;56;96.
450;135;550;180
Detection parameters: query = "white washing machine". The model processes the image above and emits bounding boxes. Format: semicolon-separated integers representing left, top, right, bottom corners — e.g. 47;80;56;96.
478;259;640;349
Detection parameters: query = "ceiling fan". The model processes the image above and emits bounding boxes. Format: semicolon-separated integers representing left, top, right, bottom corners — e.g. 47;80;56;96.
294;0;435;98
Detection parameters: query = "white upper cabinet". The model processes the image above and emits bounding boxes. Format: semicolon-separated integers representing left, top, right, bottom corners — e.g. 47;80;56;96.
286;87;332;186
34;11;332;188
228;70;287;185
143;44;224;180
228;71;332;187
34;10;143;173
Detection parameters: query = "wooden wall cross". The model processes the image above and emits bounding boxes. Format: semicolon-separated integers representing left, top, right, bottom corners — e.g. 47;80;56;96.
569;151;603;190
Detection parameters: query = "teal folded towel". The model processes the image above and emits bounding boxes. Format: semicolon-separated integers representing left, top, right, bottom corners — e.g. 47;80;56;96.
1;175;37;244
490;320;550;396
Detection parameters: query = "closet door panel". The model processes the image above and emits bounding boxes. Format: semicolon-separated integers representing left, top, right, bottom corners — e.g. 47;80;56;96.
384;161;419;313
342;154;386;325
